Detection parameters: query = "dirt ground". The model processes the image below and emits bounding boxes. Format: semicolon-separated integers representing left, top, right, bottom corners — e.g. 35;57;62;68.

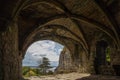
26;73;120;80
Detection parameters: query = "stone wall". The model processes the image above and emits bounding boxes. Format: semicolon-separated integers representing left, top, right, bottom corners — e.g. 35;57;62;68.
72;44;92;73
111;49;120;76
55;44;94;74
0;33;3;80
55;47;77;73
111;49;120;65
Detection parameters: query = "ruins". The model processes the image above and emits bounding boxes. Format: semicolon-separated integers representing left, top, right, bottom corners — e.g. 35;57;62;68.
0;0;120;80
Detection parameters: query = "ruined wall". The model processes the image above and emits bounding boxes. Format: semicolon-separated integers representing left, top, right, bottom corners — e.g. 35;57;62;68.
55;40;120;75
55;47;77;73
110;47;120;76
77;51;90;73
55;43;94;74
71;44;93;73
111;48;120;65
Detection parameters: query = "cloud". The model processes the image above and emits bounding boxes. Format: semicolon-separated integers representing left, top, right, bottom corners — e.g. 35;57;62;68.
22;40;64;66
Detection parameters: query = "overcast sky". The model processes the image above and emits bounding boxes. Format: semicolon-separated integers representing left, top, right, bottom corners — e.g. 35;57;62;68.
22;40;64;67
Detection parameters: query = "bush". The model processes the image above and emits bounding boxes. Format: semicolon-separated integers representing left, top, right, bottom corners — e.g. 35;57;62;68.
22;67;38;77
22;67;30;76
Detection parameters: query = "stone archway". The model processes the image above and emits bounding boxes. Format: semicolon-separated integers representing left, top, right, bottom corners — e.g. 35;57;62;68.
0;0;120;80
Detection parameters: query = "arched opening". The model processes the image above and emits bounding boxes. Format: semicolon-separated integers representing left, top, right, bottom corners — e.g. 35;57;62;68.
22;40;64;77
1;0;120;80
94;40;116;75
94;40;108;74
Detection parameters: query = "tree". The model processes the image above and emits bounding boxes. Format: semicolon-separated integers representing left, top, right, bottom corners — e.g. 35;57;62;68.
38;57;52;74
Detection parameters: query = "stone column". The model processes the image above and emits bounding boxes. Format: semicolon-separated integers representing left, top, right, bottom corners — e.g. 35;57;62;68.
18;52;24;80
0;20;21;80
73;44;88;73
73;44;80;67
89;42;96;74
0;33;4;80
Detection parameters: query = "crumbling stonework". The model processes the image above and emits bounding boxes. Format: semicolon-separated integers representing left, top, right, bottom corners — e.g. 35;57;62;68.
55;47;77;73
0;0;120;79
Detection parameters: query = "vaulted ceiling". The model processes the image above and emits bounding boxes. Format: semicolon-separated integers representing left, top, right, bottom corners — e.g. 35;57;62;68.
6;0;119;52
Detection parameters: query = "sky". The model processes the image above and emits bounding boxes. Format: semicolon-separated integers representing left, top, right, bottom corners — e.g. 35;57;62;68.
22;40;64;67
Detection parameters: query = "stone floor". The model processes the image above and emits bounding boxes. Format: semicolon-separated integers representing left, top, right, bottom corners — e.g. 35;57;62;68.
76;75;120;80
25;73;120;80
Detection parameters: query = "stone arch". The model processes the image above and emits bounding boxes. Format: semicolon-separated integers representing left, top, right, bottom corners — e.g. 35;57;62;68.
20;23;81;57
16;0;119;47
22;37;73;58
17;0;119;51
0;0;120;80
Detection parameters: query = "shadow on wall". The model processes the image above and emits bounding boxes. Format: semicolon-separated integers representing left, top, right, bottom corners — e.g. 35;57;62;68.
76;75;120;80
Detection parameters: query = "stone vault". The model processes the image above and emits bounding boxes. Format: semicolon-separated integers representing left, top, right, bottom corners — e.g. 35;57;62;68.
0;0;120;80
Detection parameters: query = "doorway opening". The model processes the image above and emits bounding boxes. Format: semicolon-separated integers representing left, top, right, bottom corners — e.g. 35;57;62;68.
94;40;109;74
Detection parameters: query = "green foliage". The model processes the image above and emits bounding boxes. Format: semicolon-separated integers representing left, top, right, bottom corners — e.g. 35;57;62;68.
22;57;53;77
22;67;38;77
22;66;30;76
24;70;37;77
106;47;111;62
